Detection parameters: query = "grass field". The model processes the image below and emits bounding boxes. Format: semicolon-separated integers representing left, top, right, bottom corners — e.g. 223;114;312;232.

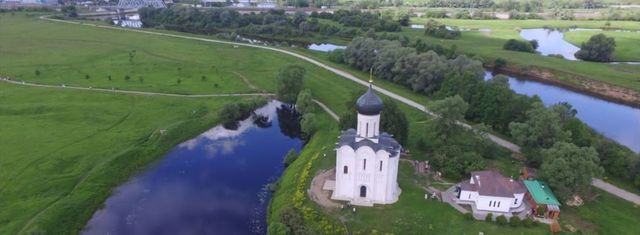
408;18;640;93
0;83;235;234
565;30;640;62
2;12;640;234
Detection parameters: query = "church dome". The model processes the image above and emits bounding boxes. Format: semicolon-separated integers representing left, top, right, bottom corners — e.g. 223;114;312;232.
356;86;383;115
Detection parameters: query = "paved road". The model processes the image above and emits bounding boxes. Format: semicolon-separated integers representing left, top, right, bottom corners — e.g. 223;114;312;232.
30;16;640;203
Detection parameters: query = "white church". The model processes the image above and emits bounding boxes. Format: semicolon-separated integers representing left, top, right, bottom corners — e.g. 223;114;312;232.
330;84;402;206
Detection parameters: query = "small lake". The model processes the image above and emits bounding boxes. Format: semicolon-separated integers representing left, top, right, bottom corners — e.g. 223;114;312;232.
485;72;640;152
519;28;580;60
82;101;304;234
307;43;346;52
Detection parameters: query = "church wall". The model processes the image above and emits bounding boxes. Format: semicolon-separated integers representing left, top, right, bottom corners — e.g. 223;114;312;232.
356;113;380;139
335;146;355;198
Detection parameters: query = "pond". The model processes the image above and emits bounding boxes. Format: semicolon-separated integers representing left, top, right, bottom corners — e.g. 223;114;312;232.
519;28;580;60
82;101;304;234
485;71;640;152
307;43;347;52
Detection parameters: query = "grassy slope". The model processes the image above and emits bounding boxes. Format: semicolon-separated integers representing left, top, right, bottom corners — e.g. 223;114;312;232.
565;30;640;62
0;83;234;234
407;18;640;92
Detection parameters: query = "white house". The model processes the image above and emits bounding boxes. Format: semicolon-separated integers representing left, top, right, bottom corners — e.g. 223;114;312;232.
331;85;402;206
458;170;526;213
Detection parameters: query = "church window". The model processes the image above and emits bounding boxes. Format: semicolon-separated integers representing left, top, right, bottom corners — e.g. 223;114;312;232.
379;161;383;171
498;201;501;207
514;198;518;205
343;166;348;174
366;123;369;136
363;159;366;170
489;201;492;207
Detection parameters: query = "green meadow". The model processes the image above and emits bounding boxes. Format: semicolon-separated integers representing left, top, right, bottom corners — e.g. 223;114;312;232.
1;12;639;235
565;30;640;62
407;18;640;93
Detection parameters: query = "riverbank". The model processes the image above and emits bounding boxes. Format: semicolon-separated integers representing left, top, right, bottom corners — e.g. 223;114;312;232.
0;82;235;234
488;64;640;108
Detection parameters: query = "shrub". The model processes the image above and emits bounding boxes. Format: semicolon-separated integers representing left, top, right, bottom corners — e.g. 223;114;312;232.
424;19;461;39
485;213;493;222
268;222;290;235
509;216;521;227
124;75;130;81
522;217;534;227
529;40;539;49
494;58;507;70
463;212;474;220
496;215;508;225
575;33;616;62
35;69;40;76
283;149;298;167
85;74;90;79
503;39;535;53
328;49;345;64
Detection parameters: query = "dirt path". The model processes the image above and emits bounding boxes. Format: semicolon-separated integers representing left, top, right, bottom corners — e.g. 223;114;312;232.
309;168;341;209
231;71;259;91
592;179;640;205
313;99;339;121
0;77;272;97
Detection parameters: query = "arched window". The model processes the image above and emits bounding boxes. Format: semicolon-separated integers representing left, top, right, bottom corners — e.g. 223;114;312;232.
343;166;348;174
363;159;366;170
379;161;383;171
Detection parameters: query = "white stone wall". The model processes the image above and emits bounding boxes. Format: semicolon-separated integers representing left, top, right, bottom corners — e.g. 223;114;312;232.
356;113;380;141
459;190;478;201
476;195;515;213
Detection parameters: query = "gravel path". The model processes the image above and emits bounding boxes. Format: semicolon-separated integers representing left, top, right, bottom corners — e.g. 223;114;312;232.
592;179;640;205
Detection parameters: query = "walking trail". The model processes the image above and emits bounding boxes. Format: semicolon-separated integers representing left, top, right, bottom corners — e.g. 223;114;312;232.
15;16;640;205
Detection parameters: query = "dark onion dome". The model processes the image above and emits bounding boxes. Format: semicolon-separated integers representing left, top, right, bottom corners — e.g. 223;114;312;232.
356;85;383;115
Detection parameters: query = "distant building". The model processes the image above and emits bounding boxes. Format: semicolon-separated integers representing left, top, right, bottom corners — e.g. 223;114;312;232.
329;84;402;206
458;170;527;213
523;180;561;219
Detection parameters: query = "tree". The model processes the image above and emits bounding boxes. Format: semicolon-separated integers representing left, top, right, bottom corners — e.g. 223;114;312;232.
509;216;521;227
495;215;508;225
485;213;493;222
503;39;535;53
62;6;77;18
509;102;570;150
575;33;616;62
380;98;409;145
295;89;314;114
539;142;604;200
430;95;468;135
301;113;318;136
276;65;306;104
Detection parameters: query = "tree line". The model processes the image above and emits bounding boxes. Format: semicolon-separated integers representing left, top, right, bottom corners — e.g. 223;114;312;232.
338;36;640;198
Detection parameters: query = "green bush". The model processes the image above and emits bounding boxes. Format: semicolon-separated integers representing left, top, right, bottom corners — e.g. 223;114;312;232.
494;58;507;70
496;215;508;225
328;49;345;64
522;217;534;227
463;212;474;220
485;213;493;222
509;216;521;227
503;39;535;53
283;149;298;167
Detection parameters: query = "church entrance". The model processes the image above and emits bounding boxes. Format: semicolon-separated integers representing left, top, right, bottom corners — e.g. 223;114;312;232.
360;186;367;198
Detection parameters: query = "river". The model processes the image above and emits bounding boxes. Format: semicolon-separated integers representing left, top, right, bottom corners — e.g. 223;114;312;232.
485;72;640;152
82;101;303;234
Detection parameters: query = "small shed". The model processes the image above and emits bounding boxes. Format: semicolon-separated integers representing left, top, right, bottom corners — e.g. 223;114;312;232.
523;180;561;219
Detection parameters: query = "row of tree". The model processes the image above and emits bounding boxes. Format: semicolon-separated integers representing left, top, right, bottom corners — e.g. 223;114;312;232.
338;37;640;198
311;9;403;32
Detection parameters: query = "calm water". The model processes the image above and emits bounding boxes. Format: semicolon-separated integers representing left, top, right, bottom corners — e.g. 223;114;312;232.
485;72;640;152
307;43;346;52
82;101;303;235
519;28;580;60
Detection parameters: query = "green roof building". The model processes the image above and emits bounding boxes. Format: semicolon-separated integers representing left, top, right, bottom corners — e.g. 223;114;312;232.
523;180;561;219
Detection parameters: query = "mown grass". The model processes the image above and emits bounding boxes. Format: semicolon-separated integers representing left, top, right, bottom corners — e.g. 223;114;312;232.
561;189;640;235
407;18;640;92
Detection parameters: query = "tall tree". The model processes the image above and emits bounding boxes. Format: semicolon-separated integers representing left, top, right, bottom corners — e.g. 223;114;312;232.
575;33;616;62
295;89;314;114
276;65;306;104
509;102;570;150
430;95;468;137
539;142;603;200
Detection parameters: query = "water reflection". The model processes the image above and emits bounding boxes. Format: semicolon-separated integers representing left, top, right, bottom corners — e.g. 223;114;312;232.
307;43;347;52
83;101;303;235
485;72;640;152
519;28;580;60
